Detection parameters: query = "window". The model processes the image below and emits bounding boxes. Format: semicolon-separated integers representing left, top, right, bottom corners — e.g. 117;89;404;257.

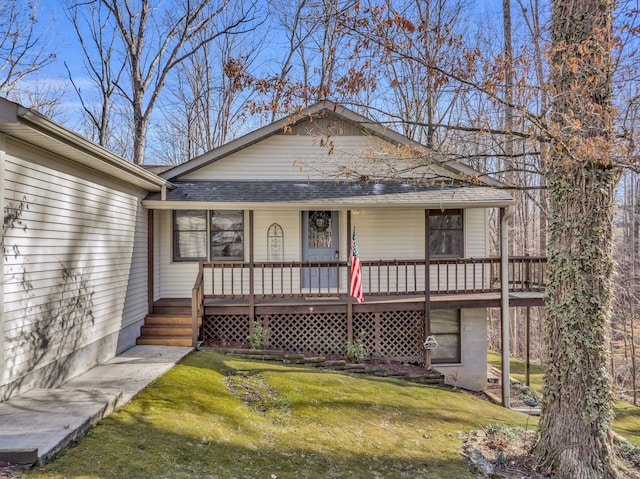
429;209;463;257
307;210;334;248
173;210;244;262
430;309;461;364
173;210;207;261
210;210;244;260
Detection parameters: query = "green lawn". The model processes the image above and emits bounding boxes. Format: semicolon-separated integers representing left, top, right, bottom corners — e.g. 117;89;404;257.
24;351;535;479
487;350;640;446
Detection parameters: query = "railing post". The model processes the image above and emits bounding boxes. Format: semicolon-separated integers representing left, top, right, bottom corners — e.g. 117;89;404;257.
191;261;204;348
147;209;154;314
424;210;432;370
248;211;255;326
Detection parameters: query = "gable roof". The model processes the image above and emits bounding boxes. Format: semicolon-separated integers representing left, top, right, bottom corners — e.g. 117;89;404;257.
0;97;167;192
159;100;505;189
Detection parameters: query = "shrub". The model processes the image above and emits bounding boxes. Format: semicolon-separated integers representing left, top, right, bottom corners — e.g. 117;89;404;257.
346;330;369;362
247;321;270;349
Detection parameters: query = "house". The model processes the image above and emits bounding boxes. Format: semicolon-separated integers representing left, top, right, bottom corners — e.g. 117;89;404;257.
0;98;167;401
0;97;544;402
141;101;545;392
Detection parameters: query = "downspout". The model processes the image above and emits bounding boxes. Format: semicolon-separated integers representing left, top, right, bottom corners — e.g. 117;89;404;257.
501;206;514;407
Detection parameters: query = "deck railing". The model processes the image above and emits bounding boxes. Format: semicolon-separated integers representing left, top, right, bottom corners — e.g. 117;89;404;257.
196;256;547;300
191;268;204;346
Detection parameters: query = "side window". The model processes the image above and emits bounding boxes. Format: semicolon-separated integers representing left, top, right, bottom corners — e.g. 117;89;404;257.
429;209;463;257
430;309;461;364
173;210;207;262
210;210;244;260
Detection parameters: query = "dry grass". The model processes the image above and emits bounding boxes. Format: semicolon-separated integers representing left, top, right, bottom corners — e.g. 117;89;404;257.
22;350;534;479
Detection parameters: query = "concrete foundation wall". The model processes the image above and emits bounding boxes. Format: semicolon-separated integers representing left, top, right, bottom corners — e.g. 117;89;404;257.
0;330;120;401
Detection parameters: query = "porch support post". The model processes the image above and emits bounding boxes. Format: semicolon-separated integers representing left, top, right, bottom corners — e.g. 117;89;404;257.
525;306;530;386
500;207;513;408
147;209;154;313
249;210;255;327
424;209;432;370
347;210;353;344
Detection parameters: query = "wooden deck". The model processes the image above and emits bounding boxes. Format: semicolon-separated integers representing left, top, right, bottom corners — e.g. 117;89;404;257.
141;256;546;349
201;290;544;314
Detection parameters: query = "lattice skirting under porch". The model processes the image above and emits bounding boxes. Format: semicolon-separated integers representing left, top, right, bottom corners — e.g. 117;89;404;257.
203;310;425;363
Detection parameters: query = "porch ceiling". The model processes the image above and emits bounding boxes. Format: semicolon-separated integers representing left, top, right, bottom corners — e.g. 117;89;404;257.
142;180;514;209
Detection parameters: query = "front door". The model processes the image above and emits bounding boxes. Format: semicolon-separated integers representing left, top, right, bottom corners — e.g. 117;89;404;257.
302;211;339;289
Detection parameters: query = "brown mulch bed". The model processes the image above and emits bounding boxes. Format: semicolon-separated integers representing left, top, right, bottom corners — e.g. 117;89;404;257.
206;341;434;371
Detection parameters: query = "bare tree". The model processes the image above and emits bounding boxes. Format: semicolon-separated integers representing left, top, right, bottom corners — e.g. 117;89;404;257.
7;77;68;122
257;0;355;120
65;0;126;151
264;0;313;121
152;13;264;165
614;172;639;405
76;0;259;165
0;0;55;97
375;0;469;149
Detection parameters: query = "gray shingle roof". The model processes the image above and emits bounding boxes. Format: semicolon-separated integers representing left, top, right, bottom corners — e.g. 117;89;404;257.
144;181;514;208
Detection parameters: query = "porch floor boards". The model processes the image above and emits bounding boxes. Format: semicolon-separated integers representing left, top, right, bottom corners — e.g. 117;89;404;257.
199;291;544;311
148;291;544;313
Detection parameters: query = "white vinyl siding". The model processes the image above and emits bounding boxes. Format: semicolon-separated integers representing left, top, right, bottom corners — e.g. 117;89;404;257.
155;207;490;298
180;135;437;182
1;139;149;398
464;208;488;257
355;209;425;260
253;211;301;262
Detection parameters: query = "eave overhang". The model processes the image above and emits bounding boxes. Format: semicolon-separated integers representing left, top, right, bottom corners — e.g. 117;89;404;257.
0;98;168;192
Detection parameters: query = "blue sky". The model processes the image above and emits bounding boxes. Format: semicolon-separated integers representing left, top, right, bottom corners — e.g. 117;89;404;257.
28;0;510;133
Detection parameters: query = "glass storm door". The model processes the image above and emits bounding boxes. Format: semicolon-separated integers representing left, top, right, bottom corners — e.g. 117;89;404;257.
302;211;339;289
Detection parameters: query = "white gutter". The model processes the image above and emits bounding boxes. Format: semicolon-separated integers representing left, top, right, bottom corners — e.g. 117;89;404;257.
0;98;167;192
142;200;516;210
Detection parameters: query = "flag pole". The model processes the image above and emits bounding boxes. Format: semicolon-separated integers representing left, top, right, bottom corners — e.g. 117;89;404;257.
347;212;353;344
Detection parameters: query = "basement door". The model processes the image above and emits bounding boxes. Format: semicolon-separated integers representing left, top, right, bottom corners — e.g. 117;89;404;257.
302;210;339;289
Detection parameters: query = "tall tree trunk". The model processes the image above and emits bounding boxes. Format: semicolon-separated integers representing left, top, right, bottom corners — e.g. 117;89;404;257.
132;93;148;165
533;1;619;477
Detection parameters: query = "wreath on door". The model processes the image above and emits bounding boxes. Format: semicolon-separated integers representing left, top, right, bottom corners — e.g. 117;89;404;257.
309;211;331;233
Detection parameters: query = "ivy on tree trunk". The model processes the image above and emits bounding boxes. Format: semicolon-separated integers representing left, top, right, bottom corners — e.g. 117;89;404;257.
533;0;620;477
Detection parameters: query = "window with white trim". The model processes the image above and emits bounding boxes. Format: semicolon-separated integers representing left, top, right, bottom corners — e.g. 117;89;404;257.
429;209;463;257
430;309;461;364
173;210;244;262
210;210;244;260
173;210;207;261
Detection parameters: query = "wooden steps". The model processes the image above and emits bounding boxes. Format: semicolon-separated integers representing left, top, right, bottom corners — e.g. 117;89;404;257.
136;299;195;347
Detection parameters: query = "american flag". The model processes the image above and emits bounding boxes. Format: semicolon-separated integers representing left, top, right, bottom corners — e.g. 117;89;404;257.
350;227;364;304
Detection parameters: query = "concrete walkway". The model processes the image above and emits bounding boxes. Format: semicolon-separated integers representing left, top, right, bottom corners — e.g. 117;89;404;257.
0;345;193;466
